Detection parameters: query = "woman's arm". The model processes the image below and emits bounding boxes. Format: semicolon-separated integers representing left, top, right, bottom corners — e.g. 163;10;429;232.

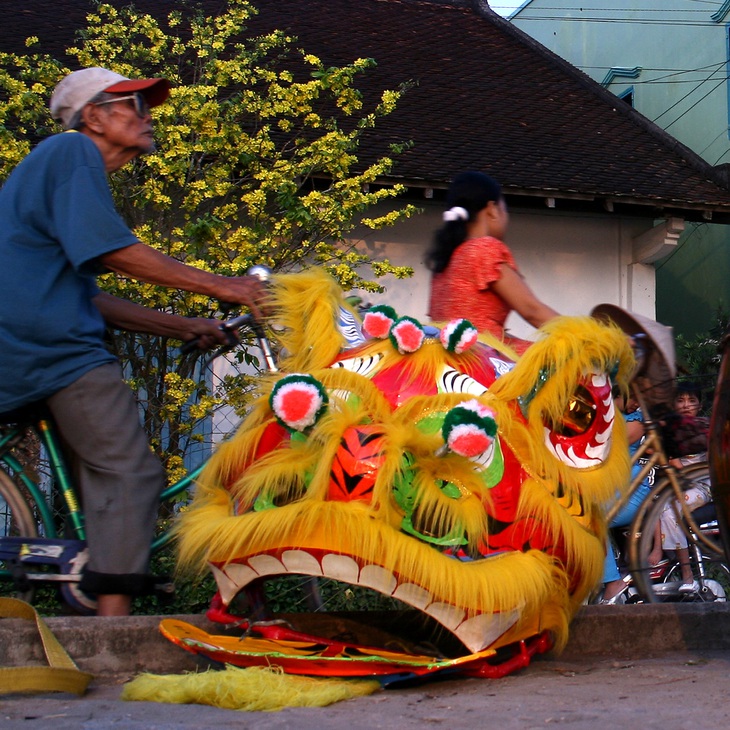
625;418;645;444
491;264;559;328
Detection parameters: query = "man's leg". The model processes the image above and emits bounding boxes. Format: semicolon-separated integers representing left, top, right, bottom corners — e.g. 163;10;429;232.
46;363;165;615
97;594;132;616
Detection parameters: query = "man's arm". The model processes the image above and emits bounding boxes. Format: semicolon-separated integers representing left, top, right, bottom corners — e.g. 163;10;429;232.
99;243;265;317
93;292;229;349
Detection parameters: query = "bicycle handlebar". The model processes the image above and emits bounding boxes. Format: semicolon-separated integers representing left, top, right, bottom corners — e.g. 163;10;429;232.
179;265;277;369
178;317;240;356
180;311;278;372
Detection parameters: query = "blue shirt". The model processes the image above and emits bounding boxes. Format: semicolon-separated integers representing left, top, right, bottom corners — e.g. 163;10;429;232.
626;408;653;491
0;132;138;411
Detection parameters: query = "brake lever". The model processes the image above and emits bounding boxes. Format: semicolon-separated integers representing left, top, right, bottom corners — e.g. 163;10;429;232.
179;320;240;356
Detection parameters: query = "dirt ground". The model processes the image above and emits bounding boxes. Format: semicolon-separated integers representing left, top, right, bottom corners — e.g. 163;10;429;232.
3;650;730;729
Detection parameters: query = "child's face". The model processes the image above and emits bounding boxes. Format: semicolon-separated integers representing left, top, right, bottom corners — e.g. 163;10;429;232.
674;392;700;418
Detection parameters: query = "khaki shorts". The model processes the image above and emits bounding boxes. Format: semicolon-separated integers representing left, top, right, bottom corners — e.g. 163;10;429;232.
47;362;165;595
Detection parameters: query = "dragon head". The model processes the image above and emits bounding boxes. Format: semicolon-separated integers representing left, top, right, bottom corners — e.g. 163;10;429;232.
177;270;634;655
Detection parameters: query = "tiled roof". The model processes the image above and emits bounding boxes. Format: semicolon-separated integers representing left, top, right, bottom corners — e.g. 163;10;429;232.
7;0;730;219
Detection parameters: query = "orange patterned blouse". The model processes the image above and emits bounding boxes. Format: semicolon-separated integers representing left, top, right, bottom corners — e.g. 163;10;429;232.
428;236;531;355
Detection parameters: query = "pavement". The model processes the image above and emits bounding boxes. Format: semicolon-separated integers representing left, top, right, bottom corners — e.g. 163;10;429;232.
2;603;730;728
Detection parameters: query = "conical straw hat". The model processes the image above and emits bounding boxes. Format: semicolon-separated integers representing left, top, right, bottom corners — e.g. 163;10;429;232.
591;303;676;408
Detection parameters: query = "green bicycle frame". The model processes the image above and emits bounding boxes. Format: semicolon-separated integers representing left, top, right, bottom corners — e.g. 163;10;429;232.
1;418;205;552
0;418;80;540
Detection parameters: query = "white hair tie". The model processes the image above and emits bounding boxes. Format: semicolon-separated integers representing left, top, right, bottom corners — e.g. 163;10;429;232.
442;206;469;222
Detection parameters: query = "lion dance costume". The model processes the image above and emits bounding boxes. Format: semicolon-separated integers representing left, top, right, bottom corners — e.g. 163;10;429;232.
156;269;634;689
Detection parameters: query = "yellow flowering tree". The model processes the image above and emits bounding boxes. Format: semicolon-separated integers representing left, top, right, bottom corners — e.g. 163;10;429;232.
0;0;416;480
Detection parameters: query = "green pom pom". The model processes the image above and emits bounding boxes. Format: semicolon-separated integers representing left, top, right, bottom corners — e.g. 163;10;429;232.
442;404;497;440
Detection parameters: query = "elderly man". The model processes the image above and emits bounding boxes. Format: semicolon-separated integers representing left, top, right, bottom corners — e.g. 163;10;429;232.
0;67;264;615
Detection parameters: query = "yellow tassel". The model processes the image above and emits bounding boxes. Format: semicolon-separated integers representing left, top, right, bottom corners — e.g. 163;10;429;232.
268;269;350;373
121;664;380;712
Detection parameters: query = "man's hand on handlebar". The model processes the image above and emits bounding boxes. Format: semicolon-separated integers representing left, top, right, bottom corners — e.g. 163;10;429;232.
217;275;269;321
181;318;239;352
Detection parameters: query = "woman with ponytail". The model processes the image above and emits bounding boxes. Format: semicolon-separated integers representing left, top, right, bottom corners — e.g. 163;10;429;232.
427;171;558;355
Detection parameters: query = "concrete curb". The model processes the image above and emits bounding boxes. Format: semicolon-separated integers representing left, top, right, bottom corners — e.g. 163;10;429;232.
563;602;730;658
0;613;209;677
2;604;730;676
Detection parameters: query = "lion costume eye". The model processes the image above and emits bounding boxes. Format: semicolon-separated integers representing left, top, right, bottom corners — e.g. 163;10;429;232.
553;385;597;437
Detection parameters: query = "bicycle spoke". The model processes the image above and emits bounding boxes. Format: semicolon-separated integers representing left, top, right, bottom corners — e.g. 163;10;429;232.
0;467;39;602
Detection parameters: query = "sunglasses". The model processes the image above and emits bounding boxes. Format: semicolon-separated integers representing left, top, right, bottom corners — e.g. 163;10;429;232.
93;92;151;119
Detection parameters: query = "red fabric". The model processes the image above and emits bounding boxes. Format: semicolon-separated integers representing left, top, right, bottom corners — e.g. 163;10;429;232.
660;414;709;457
428;236;530;353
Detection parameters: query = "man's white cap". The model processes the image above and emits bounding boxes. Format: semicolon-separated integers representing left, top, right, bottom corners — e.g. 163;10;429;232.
50;67;170;129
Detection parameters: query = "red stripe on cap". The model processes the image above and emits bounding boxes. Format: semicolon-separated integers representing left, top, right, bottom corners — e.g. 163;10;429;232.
103;78;170;107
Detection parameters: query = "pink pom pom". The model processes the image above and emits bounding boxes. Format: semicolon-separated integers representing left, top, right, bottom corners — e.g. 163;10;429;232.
271;381;326;431
452;328;477;354
363;311;394;339
440;318;478;354
447;423;494;458
441;399;497;458
390;318;425;353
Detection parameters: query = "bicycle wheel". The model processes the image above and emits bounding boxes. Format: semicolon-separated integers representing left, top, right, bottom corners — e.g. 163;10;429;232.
0;466;38;601
631;465;724;602
709;334;730;564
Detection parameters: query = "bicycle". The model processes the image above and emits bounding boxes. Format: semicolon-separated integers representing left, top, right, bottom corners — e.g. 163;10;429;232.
0;309;272;615
629;462;728;602
594;322;730;603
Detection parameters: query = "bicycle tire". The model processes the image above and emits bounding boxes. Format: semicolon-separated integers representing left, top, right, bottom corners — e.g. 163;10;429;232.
709;333;730;565
0;466;38;602
630;464;725;602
